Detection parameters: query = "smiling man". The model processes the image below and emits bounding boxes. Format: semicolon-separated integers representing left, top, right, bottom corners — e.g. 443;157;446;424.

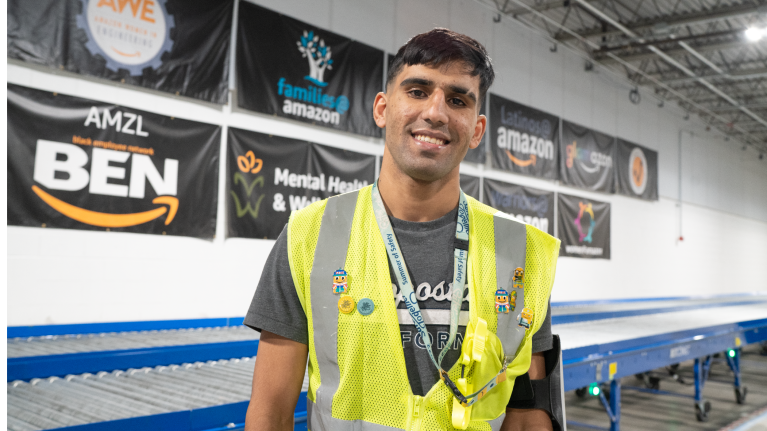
244;29;561;431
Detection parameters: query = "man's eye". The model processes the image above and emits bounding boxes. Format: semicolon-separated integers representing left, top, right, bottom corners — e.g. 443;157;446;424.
450;97;466;106
409;89;427;98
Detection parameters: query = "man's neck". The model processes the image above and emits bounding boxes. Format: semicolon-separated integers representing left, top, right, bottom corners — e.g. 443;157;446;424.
377;159;460;223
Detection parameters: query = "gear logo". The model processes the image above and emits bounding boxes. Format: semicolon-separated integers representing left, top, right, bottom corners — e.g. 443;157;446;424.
628;147;648;195
77;0;174;76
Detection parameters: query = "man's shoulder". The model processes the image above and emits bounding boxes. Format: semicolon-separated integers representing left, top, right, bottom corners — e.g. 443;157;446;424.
288;186;371;243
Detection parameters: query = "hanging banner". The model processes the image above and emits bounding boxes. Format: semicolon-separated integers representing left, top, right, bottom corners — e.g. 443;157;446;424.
557;193;611;259
227;128;376;240
7;0;232;104
7;84;220;239
490;94;559;180
560;121;616;193
236;2;383;138
459;174;480;201
616;139;658;201
482;179;554;235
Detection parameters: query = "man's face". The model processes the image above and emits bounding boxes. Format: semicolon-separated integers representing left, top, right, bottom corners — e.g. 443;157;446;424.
374;62;486;182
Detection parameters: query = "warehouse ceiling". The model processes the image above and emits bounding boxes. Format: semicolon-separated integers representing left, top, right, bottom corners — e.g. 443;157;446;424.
486;0;767;154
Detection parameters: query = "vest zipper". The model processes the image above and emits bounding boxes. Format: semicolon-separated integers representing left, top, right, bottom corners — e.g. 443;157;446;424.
407;395;424;430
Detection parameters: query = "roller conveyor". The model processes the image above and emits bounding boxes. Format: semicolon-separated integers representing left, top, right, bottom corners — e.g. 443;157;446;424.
7;357;310;431
8;326;259;358
554;302;767;351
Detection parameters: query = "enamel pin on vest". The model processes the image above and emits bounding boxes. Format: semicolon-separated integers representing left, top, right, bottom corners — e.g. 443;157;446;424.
333;268;349;294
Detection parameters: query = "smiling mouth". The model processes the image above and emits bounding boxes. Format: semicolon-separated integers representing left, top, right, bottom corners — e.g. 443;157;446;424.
413;134;449;146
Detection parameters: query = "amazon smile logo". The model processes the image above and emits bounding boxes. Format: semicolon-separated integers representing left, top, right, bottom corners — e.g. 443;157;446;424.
496;126;555;167
33;140;180;228
565;141;613;173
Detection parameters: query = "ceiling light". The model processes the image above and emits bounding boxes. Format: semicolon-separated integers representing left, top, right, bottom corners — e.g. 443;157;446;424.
745;27;764;42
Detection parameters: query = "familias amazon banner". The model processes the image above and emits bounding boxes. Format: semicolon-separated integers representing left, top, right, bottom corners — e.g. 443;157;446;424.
227;128;376;240
236;2;384;137
482;179;554;235
7;84;220;239
490;94;559;180
8;0;232;104
557;193;611;259
560;121;616;193
616;139;658;201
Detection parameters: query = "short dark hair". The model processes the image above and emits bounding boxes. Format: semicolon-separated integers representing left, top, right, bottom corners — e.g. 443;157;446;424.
386;28;494;105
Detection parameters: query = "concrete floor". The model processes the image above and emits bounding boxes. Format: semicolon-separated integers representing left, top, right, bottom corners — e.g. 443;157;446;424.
565;343;767;431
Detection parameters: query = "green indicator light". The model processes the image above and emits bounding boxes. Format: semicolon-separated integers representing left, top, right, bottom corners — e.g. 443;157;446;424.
728;349;736;358
589;382;600;396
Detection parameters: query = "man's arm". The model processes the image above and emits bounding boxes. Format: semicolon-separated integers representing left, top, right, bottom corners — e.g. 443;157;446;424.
501;352;554;431
245;330;308;431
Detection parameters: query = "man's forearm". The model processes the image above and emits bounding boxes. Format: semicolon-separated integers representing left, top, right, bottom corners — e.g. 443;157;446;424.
501;352;553;431
245;331;308;431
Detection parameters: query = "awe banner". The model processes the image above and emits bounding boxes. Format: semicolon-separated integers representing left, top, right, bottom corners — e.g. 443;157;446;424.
490;94;559;180
482;179;554;235
560;121;616;193
557;193;611;259
7;84;220;239
8;0;232;104
616;139;658;201
227;128;376;240
236;2;384;137
459;174;480;201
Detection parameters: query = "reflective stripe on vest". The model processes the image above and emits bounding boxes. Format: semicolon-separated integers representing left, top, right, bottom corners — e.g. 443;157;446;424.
306;192;537;431
493;212;528;360
308;191;359;428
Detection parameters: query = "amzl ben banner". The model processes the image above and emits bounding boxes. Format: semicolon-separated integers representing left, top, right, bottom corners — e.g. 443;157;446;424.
237;2;384;137
560;121;616;193
616;139;658;201
227;128;376;240
490;94;559;180
8;0;232;103
7;84;220;239
557;193;611;259
482;179;554;235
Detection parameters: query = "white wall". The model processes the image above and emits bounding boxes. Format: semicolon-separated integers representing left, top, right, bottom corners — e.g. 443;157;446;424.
7;0;767;326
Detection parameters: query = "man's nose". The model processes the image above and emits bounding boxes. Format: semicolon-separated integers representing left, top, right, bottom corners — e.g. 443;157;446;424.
422;90;449;126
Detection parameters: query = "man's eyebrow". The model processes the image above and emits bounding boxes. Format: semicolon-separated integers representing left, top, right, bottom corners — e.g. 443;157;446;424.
399;77;433;88
399;78;478;104
448;85;477;104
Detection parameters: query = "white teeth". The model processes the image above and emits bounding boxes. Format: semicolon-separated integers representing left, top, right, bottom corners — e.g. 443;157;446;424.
415;134;445;145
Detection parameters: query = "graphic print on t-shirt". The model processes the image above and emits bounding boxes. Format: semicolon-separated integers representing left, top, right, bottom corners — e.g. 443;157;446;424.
394;280;470;354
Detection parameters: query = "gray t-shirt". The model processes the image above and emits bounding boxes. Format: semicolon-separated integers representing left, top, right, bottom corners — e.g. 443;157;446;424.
244;207;553;397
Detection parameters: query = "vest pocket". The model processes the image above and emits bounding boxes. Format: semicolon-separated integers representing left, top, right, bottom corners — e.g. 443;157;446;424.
468;330;514;422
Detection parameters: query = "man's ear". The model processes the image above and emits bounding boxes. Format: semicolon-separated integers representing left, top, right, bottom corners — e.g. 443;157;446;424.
373;92;387;128
469;114;487;150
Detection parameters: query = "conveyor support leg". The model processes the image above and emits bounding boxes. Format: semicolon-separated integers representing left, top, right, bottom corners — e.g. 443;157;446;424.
598;380;620;431
725;348;747;404
694;356;712;421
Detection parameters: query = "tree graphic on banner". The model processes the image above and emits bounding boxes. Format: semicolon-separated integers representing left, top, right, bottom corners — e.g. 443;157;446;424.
297;31;333;86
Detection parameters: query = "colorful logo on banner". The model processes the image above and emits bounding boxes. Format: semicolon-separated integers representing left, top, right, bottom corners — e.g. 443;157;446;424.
32;105;181;228
565;141;612;174
628;147;648;195
77;0;175;75
231;151;266;219
573;202;595;243
277;31;350;126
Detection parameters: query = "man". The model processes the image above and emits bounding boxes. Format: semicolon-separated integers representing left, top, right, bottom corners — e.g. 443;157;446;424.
244;29;560;431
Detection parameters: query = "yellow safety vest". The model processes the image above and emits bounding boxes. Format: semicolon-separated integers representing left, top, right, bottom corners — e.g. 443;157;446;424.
287;185;560;431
